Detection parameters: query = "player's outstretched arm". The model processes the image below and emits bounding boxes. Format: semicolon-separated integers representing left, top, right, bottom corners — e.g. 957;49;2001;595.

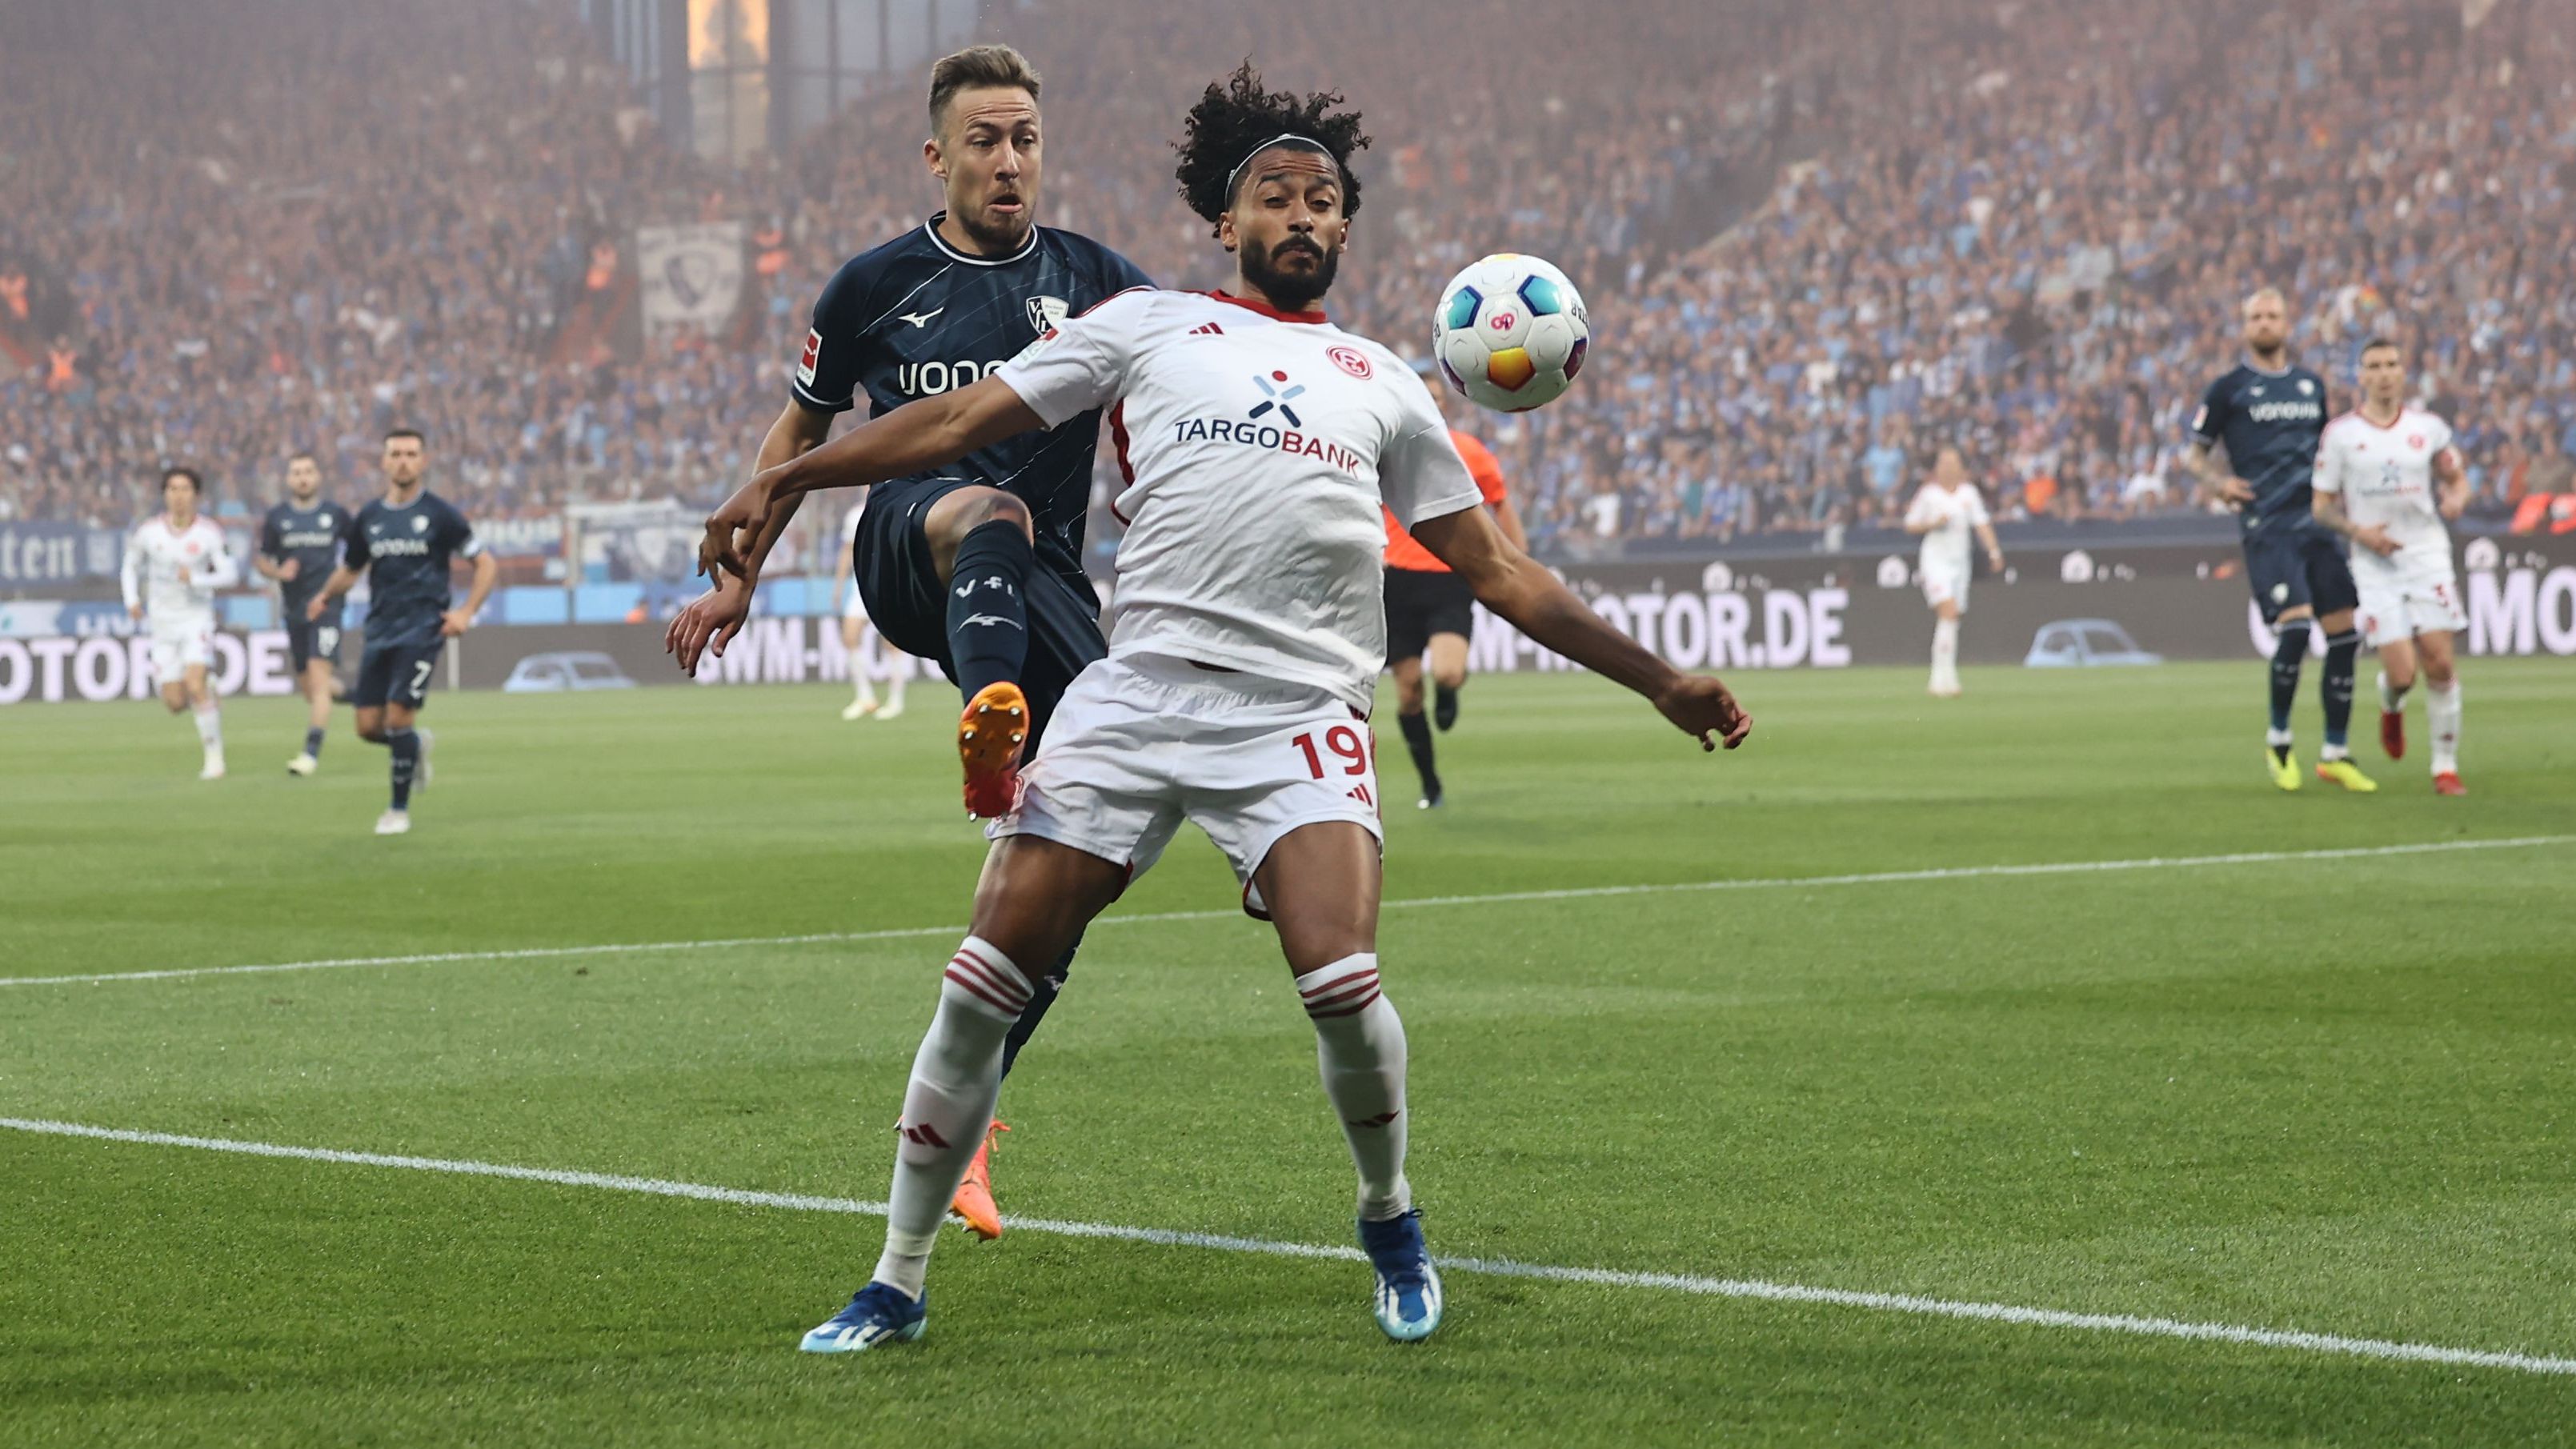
1411;506;1751;751
668;399;838;670
699;378;1044;581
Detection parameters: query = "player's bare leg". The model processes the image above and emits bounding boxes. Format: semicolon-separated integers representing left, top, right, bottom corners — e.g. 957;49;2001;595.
171;664;224;779
1928;597;1962;697
1253;821;1440;1342
838;611;878;721
1390;654;1441;809
2310;606;2374;791
870;628;908;722
1426;632;1469;731
803;836;1125;1353
925;486;1037;815
2414;628;2464;794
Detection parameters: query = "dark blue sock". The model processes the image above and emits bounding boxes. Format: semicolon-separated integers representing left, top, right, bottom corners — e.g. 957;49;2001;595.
999;942;1074;1079
946;519;1032;701
387;727;419;809
303;726;327;759
2321;627;2360;750
2268;627;2306;735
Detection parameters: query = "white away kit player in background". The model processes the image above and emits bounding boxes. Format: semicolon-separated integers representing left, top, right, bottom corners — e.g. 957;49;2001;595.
1902;446;2004;698
834;494;910;722
121;466;238;779
694;64;1751;1358
2310;338;2470;795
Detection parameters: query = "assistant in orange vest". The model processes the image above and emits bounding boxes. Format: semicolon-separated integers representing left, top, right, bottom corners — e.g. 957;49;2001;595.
1382;386;1526;809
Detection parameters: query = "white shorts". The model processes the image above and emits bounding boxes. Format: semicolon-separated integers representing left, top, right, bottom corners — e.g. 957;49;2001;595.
990;654;1384;916
2356;568;2466;647
149;619;214;683
1921;565;1967;612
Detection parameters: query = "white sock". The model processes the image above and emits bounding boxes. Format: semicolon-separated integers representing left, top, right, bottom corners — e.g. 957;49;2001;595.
2267;727;2295;750
849;646;877;707
883;656;907;711
1296;955;1412;1223
2377;670;2409;714
871;936;1028;1297
193;703;223;754
2426;679;2462;775
1930;618;1959;686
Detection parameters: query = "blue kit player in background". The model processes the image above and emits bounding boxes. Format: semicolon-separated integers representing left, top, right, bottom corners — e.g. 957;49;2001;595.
306;428;499;835
2189;287;2375;794
665;43;1150;1239
258;451;346;778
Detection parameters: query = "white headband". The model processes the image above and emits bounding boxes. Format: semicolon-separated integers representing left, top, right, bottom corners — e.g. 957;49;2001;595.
1226;134;1337;198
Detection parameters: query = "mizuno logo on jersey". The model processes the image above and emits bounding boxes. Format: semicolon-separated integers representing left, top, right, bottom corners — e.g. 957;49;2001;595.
896;308;944;328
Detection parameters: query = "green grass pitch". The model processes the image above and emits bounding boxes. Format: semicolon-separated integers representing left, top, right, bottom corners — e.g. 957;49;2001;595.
4;660;2573;1446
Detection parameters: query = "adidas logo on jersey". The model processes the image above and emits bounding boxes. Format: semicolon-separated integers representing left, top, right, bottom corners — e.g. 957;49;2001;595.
1187;322;1224;337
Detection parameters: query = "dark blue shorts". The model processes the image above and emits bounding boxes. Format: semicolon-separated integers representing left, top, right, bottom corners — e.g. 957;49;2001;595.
2242;522;2358;625
353;638;443;709
284;604;343;672
854;478;1106;751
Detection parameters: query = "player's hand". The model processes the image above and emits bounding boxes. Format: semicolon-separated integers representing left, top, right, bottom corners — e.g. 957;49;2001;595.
699;475;775;581
276;559;300;582
439;608;472;637
1655;674;1752;752
2215;476;2257;505
129;604;144;622
666;582;751;673
2354;523;2402;558
303;594;326;621
1986;550;2005;573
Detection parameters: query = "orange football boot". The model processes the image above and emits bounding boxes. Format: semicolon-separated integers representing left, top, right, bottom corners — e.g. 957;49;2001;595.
958;681;1030;818
950;1120;1009;1241
2434;771;2466;797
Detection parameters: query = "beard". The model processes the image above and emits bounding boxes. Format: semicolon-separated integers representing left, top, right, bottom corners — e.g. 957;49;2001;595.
1240;233;1339;314
953;199;1034;255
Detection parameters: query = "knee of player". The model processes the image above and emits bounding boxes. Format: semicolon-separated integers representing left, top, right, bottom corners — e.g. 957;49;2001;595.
957;490;1034;538
1430;661;1468;691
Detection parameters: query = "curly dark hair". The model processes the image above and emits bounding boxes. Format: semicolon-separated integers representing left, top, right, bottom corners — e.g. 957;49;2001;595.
1174;62;1369;238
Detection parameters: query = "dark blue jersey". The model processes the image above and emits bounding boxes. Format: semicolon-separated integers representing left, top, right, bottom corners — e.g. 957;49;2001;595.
2192;362;2332;528
339;490;481;649
790;213;1151;578
261;501;345;609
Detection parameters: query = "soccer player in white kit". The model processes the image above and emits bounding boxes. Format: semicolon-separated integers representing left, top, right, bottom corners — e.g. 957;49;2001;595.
1901;446;2004;697
2311;338;2469;795
697;66;1751;1355
831;495;911;721
120;466;238;779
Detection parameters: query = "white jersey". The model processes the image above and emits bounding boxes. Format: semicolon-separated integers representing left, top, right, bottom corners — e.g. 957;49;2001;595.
996;289;1482;712
121;515;238;622
2314;408;2456;580
1905;482;1989;574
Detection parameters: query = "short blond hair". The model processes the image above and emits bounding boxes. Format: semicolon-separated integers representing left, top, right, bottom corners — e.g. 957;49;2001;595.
928;45;1040;136
2240;286;2286;315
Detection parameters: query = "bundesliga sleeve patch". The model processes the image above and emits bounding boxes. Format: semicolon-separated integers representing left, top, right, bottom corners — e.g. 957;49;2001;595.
798;329;822;386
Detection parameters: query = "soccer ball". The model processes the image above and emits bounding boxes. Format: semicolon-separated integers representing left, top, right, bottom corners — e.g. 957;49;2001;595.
1432;254;1590;412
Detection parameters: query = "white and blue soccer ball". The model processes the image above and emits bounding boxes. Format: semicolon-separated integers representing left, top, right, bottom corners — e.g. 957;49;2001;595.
1432;253;1590;413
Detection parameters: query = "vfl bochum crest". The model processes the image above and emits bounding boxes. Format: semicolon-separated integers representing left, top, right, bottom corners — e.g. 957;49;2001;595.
1026;295;1068;334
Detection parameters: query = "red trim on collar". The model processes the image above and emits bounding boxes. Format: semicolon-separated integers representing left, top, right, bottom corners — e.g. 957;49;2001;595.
1205;290;1328;325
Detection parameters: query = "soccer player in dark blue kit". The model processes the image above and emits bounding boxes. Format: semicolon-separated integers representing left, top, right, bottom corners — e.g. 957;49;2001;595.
306;429;499;835
665;43;1150;1238
2189;288;2377;793
258;451;347;777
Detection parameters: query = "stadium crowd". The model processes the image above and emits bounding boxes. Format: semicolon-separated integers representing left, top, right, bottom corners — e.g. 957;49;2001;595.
3;0;2571;558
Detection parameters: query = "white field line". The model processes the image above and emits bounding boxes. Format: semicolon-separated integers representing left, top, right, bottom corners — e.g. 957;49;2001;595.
8;834;2571;990
6;1115;2571;1379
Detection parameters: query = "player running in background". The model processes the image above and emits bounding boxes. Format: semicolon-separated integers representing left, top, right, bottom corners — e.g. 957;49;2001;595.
1901;445;2004;698
120;466;238;780
2311;338;2470;795
666;43;1151;1239
697;64;1750;1355
2189;287;2374;792
831;494;911;721
1382;362;1525;808
305;429;496;835
258;452;347;775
